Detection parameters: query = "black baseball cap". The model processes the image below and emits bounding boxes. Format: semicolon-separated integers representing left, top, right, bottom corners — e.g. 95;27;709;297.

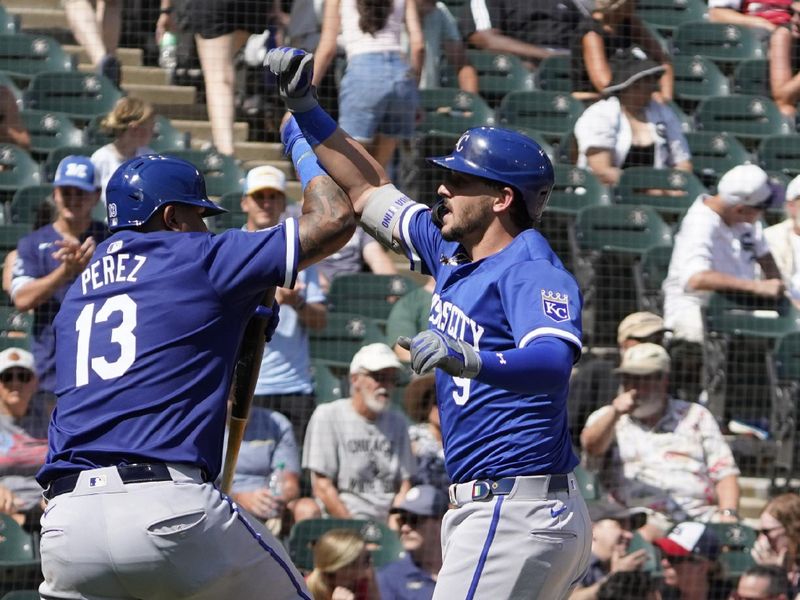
587;499;648;530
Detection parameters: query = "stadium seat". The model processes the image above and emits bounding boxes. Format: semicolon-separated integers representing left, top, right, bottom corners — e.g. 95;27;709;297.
614;167;707;220
635;0;708;35
413;129;461;206
0;224;32;253
706;292;800;340
732;59;769;96
209;190;246;231
685;131;752;189
309;312;386;369
10;184;54;226
573;465;601;501
150;116;190;152
24;71;122;121
534;54;572;93
42;145;99;182
665;100;693;134
0;6;20;34
0;33;72;81
417;88;494;136
547;165;610;216
20;110;83;159
705;523;757;579
163;149;244;197
695;95;792;149
758;134;800;178
673;22;766;70
287;518;403;572
632;243;672;314
767;331;800;483
327;274;419;324
311;359;345;404
1;592;41;600
0;73;21;105
672;56;730;109
0;144;40;199
0;514;41;594
0;307;32;338
574;205;673;256
465;49;532;106
628;532;662;574
496;90;584;144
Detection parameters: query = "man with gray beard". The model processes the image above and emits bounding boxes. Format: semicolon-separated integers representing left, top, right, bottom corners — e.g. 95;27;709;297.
303;343;416;520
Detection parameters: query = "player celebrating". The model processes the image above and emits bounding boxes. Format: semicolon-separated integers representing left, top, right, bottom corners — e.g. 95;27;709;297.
36;154;354;599
267;48;591;600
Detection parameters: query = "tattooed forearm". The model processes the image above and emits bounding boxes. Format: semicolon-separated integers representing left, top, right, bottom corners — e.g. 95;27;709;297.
297;175;355;267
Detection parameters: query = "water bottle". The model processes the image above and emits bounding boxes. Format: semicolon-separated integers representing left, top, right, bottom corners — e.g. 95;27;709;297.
267;462;285;513
159;31;178;71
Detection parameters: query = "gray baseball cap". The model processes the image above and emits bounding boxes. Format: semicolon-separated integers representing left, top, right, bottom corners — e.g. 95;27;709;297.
390;485;449;517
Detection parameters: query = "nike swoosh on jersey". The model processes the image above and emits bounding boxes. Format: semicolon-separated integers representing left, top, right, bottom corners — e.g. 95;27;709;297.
550;505;568;518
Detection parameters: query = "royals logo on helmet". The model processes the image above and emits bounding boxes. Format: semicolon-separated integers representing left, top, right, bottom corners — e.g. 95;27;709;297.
541;290;570;323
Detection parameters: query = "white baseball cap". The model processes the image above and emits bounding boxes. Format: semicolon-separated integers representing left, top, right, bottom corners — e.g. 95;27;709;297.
716;164;773;207
350;343;403;374
0;347;34;374
614;343;671;375
786;174;800;203
245;165;286;195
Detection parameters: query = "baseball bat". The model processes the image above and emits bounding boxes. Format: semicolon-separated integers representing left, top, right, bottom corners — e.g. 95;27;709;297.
221;288;276;494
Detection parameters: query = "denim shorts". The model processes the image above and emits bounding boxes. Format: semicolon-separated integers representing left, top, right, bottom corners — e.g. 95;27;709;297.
338;52;419;141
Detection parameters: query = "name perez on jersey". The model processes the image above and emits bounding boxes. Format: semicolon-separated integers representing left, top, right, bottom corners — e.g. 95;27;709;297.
428;294;484;349
80;253;147;296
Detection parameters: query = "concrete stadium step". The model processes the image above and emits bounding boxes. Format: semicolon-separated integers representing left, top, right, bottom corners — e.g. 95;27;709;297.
232;141;285;163
5;0;61;9
125;83;196;106
9;7;67;31
741;495;768;520
78;64;169;86
65;46;144;68
240;159;295;179
176;120;249;145
738;476;772;501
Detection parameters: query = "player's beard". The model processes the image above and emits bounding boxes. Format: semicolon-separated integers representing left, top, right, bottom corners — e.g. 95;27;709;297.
364;389;390;414
441;198;493;243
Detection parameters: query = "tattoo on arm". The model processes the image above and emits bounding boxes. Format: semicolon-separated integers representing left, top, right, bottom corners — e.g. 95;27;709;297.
297;175;354;266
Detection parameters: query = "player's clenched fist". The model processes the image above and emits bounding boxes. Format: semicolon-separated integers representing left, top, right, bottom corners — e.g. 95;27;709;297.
397;330;482;378
265;47;318;113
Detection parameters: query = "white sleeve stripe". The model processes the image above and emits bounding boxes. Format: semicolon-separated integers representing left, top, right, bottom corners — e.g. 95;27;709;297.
470;0;492;30
520;327;582;349
398;204;427;272
9;276;33;301
283;218;298;289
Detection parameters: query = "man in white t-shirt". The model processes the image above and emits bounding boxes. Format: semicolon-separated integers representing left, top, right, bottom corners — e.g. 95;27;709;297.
765;174;800;307
662;164;784;344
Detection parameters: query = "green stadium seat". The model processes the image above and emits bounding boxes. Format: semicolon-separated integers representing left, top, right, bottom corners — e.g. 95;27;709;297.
42;145;99;182
534;54;572;93
706;293;800;340
685;131;752;188
666;100;693;134
0;224;32;253
0;307;32;337
24;71;122;121
732;59;769;96
695;95;792;149
417;88;494;136
309;312;386;369
10;184;54;226
636;0;707;34
1;592;42;600
0;33;72;81
633;243;672;314
465;49;532;106
573;465;601;500
0;73;21;104
150;116;190;152
673;55;730;109
287;518;403;572
705;522;757;579
758;134;800;177
0;336;29;351
0;6;20;34
614;167;707;219
209;190;246;231
768;331;800;482
163;149;244;197
311;359;345;404
497;90;584;144
673;22;766;69
0;514;41;593
575;205;673;256
0;144;40;198
546;165;610;216
20;109;83;158
628;532;663;574
414;129;461;206
328;273;419;324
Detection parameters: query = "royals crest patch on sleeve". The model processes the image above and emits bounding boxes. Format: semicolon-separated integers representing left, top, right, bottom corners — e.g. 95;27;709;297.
541;289;570;323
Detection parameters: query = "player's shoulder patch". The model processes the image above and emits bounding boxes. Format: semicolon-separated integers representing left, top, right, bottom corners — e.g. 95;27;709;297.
541;289;570;323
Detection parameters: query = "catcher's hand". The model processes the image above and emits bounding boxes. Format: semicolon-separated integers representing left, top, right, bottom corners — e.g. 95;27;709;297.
265;47;318;113
397;330;481;378
255;301;281;342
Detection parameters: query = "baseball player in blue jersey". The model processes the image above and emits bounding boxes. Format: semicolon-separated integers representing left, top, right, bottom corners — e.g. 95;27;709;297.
35;154;355;599
267;48;592;599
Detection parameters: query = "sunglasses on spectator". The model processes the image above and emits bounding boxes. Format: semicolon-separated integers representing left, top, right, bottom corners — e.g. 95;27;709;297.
361;371;398;385
395;512;426;528
757;525;785;537
0;370;32;384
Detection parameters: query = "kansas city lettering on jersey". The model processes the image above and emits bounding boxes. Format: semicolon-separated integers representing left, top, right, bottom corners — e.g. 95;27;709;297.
428;293;484;349
80;253;147;295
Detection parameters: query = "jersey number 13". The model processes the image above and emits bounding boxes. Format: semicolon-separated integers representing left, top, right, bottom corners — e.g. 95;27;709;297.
75;293;137;386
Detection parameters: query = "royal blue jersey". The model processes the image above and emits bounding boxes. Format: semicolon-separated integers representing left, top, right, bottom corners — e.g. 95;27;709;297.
36;220;299;486
396;204;582;483
12;222;109;392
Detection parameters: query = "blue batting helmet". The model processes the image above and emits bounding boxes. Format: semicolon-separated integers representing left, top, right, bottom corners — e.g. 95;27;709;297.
427;127;554;223
106;155;227;232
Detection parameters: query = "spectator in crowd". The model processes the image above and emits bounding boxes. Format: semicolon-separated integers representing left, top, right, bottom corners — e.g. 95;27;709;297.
570;0;673;101
403;374;448;492
415;0;478;92
662;164;784;345
0;86;30;150
769;5;800;119
459;0;583;67
306;528;380;600
312;0;424;169
386;275;435;363
597;571;660;600
10;156;108;405
567;311;669;447
91;97;156;205
751;493;800;595
570;498;649;599
63;0;122;86
288;0;325;51
709;0;792;34
581;343;741;535
242;165;327;444
303;342;415;521
0;347;48;531
574;57;691;187
316;227;397;294
765;174;800;306
731;565;792;600
377;484;448;600
654;522;722;600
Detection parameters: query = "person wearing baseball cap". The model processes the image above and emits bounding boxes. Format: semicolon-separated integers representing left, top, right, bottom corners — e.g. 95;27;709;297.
242;165;289;232
654;522;721;600
11;155;108;401
663;163;784;345
765;173;800;307
303;342;415;521
377;484;449;600
581;343;741;535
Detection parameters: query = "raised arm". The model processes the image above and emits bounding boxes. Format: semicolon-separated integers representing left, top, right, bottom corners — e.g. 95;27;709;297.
312;0;341;86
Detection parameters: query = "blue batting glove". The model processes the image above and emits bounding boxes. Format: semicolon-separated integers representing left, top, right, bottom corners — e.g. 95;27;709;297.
265;47;318;113
280;115;304;157
397;330;481;378
255;301;281;343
